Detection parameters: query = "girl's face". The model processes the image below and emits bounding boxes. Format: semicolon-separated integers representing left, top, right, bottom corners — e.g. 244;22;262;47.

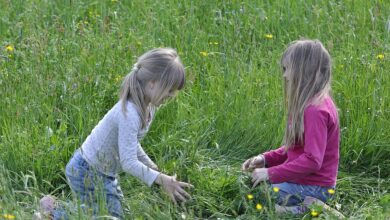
145;81;178;106
282;65;292;82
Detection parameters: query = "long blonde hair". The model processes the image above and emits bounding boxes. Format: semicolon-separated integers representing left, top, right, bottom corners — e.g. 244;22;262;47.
120;48;185;128
281;40;332;149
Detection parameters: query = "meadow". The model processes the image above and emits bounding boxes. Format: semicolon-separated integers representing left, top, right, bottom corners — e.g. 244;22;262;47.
0;0;389;219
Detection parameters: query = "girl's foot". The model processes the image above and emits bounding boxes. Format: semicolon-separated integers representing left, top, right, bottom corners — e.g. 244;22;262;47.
303;196;345;219
275;204;307;215
33;195;56;219
40;195;56;214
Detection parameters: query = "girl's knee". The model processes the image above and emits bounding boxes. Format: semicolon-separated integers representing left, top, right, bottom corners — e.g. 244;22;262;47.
272;183;305;206
106;195;124;219
276;192;303;206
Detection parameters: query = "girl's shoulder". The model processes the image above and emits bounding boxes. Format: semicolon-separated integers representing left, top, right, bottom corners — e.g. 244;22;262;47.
305;96;338;121
307;96;336;110
114;100;142;122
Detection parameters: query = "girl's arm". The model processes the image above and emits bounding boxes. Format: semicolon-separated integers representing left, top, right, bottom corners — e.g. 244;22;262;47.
137;143;159;170
267;106;328;183
262;146;288;167
118;108;160;187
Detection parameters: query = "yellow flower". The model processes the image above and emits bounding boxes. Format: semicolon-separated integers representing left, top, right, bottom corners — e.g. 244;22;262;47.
246;194;254;200
328;189;335;194
256;203;263;210
273;187;280;193
114;75;122;82
264;34;273;39
6;45;14;52
3;214;16;219
200;51;209;57
311;210;319;217
376;54;384;60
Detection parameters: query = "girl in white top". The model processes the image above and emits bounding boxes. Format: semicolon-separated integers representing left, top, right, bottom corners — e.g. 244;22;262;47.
41;48;193;219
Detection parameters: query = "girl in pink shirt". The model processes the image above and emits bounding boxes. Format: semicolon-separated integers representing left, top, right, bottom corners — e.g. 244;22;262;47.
242;40;340;214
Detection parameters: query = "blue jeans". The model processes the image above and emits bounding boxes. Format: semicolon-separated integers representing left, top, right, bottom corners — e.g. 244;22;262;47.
53;149;124;219
272;182;334;206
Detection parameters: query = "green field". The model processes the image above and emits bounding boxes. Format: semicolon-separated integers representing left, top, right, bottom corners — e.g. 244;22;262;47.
0;0;389;219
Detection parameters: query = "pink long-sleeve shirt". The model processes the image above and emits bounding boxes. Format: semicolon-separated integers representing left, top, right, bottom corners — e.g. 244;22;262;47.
264;97;340;187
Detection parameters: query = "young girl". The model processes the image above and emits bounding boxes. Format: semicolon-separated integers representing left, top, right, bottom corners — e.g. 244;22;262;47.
242;40;340;214
40;48;193;219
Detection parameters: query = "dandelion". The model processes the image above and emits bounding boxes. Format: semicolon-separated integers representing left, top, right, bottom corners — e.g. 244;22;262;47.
200;51;209;57
328;189;335;195
264;34;273;39
256;203;263;210
311;210;319;217
246;194;254;200
114;75;122;82
3;214;16;219
376;54;384;60
6;45;14;52
273;187;280;193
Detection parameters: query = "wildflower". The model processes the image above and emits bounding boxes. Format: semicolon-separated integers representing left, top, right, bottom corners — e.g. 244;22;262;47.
208;42;219;45
256;203;263;210
200;51;209;57
376;54;384;60
264;34;273;39
114;75;122;82
311;210;319;217
246;194;254;200
3;214;16;219
6;45;14;52
273;187;280;193
328;189;335;195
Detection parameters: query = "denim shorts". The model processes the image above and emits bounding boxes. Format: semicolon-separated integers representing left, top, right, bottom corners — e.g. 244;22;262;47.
272;182;335;206
53;149;124;219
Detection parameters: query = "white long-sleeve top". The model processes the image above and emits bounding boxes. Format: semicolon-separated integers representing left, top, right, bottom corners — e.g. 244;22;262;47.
80;101;160;186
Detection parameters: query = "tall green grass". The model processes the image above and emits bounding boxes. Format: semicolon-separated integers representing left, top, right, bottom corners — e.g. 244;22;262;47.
1;0;389;219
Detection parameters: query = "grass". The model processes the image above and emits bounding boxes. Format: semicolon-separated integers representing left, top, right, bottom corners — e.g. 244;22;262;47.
0;0;389;219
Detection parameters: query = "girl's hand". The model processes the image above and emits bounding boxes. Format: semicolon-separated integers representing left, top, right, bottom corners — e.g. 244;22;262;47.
155;174;194;204
251;168;269;188
242;155;265;171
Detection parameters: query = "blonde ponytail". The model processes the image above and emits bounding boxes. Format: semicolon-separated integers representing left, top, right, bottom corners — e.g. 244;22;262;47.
120;48;185;128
